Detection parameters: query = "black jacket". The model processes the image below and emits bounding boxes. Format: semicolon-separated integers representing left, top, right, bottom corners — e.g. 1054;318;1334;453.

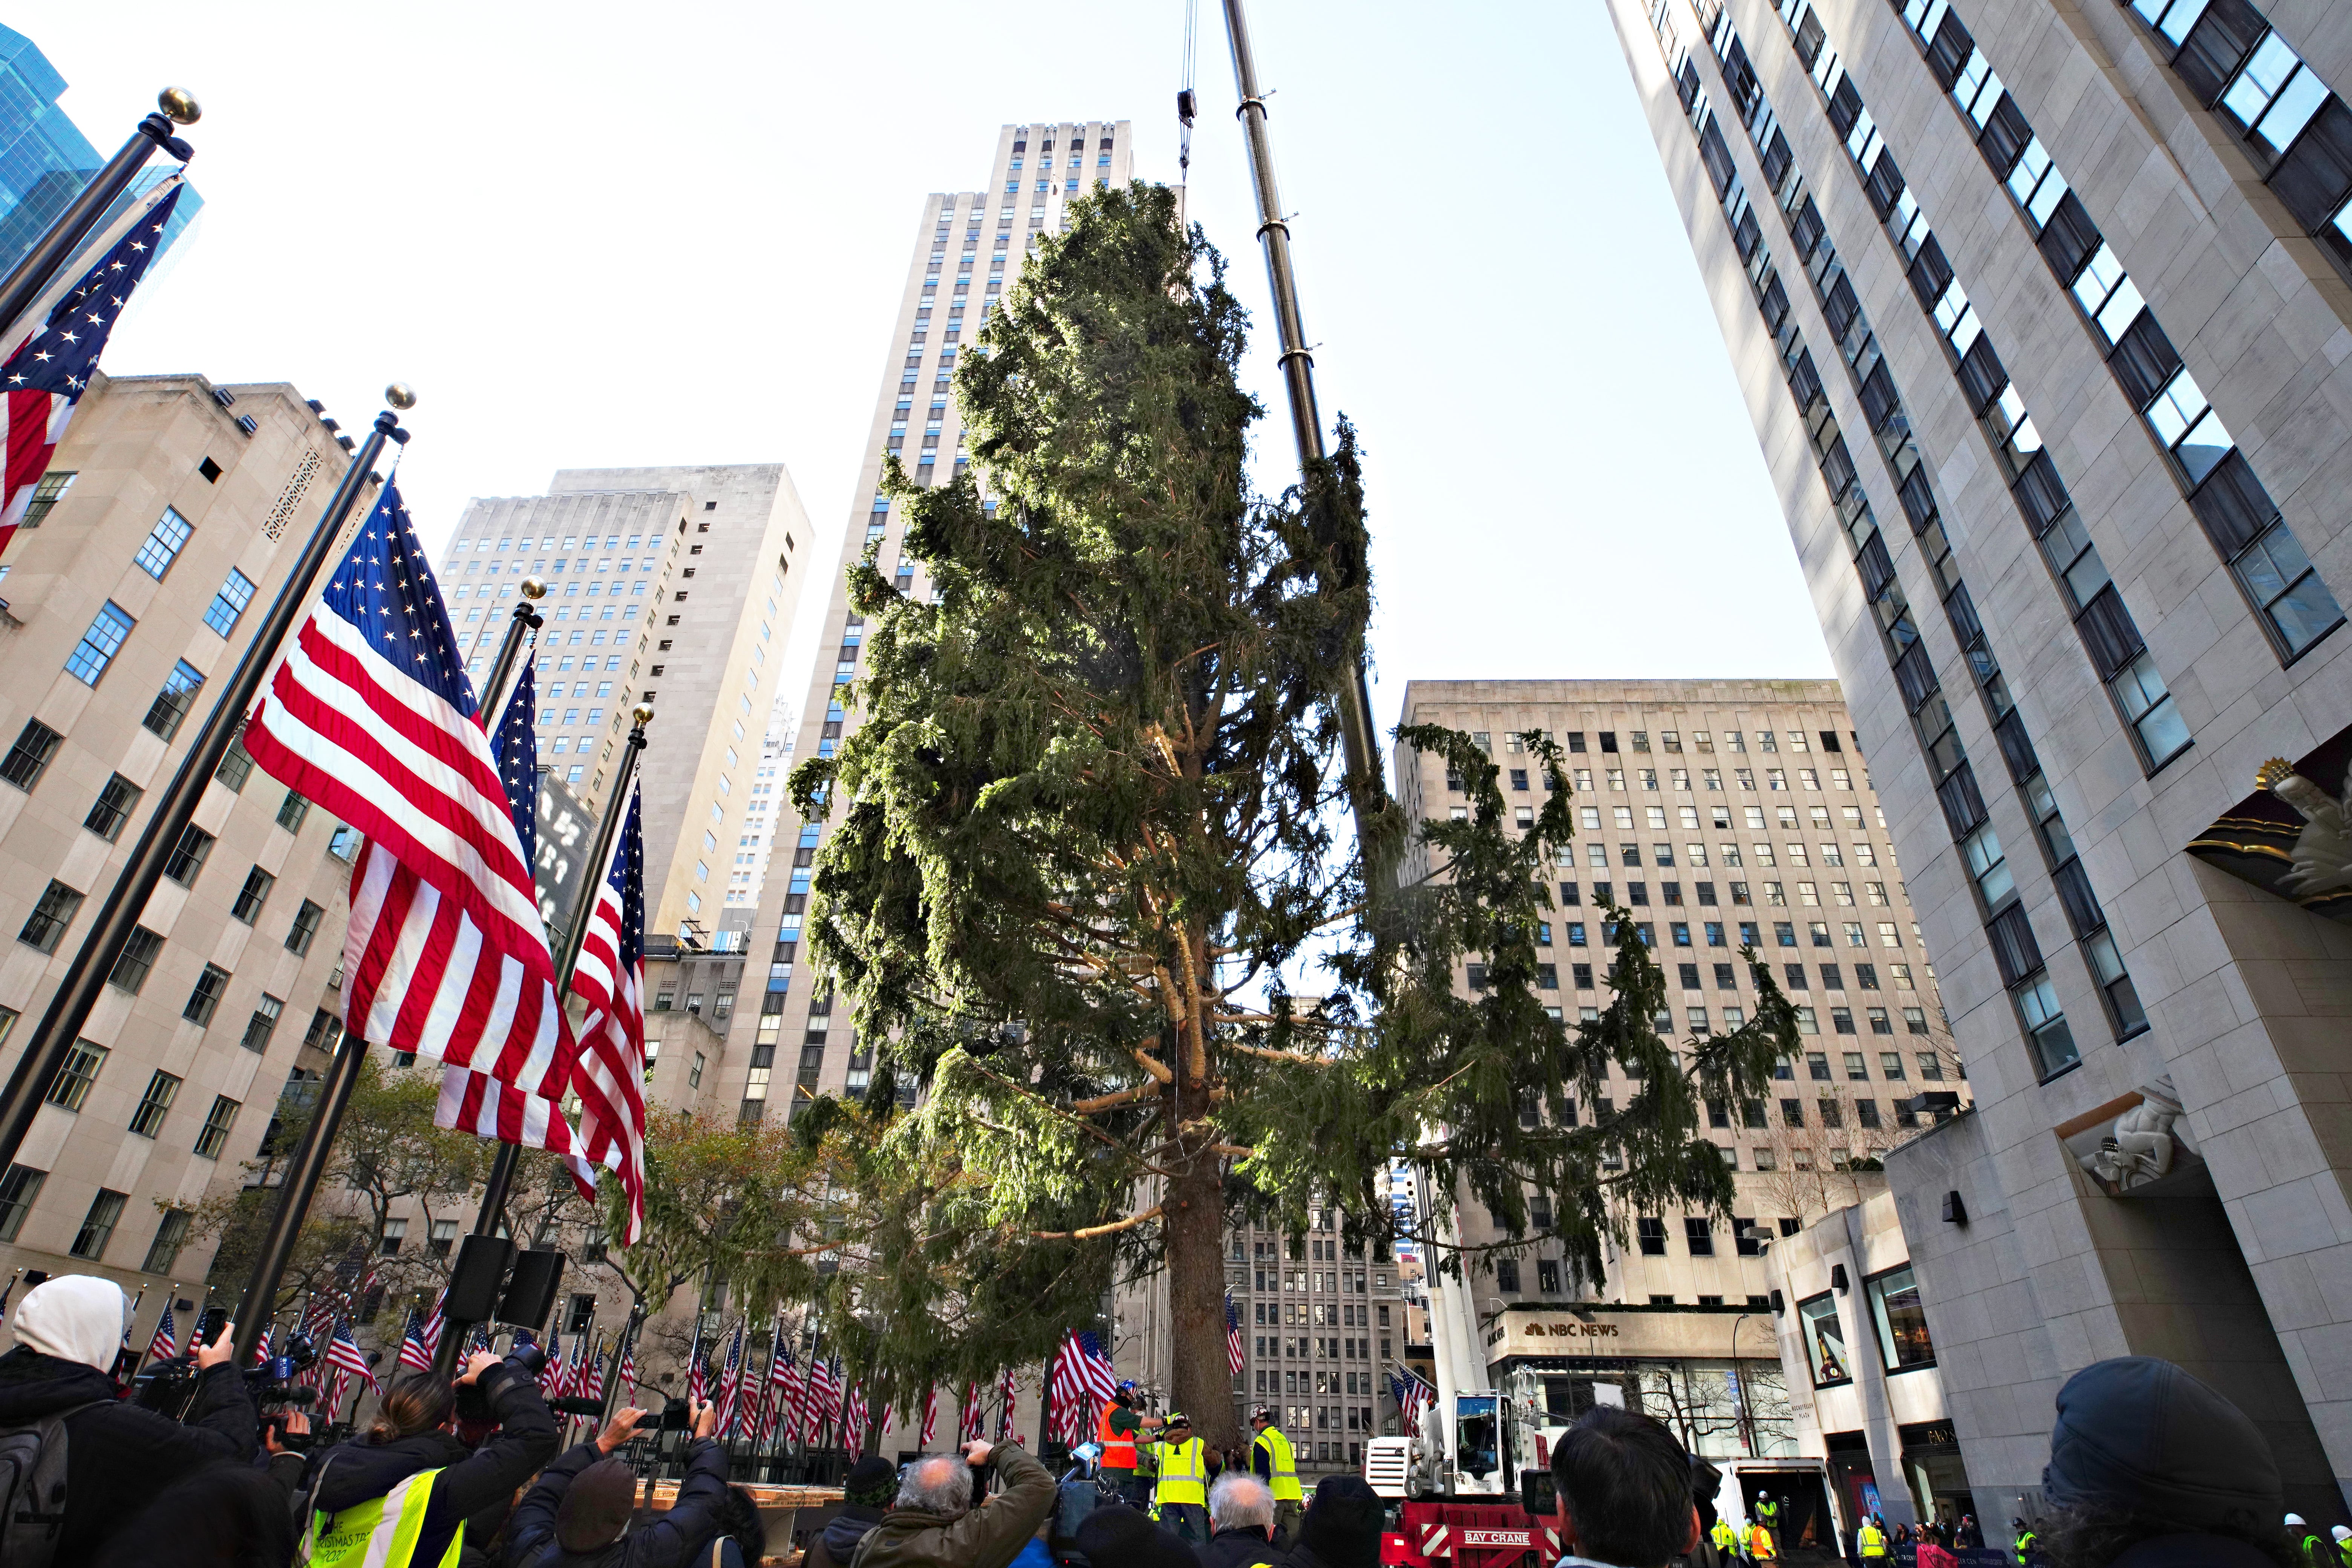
805;1502;889;1568
305;1361;557;1565
505;1432;731;1568
1201;1525;1284;1568
0;1344;259;1565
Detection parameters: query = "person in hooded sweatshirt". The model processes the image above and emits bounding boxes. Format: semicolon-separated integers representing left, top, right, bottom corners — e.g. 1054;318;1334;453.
1283;1475;1386;1568
0;1273;260;1565
806;1455;903;1568
302;1349;558;1566
2035;1356;2292;1568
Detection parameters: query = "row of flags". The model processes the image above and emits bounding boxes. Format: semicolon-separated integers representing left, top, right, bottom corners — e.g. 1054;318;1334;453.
1046;1330;1118;1446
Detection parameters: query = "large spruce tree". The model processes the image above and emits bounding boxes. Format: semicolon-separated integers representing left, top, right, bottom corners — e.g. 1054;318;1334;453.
791;182;1797;1449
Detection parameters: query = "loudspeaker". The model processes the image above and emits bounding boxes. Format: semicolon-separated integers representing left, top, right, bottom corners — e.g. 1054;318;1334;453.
499;1248;565;1331
446;1234;516;1322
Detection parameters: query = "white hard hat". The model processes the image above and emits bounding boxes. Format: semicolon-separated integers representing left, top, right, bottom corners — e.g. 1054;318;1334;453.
2334;1528;2350;1543
2288;1515;2307;1527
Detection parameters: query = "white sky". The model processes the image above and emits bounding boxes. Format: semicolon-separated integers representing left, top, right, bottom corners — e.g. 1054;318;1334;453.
38;0;1834;748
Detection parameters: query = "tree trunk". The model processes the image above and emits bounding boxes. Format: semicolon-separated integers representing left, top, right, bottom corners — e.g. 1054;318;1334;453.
1164;1141;1239;1455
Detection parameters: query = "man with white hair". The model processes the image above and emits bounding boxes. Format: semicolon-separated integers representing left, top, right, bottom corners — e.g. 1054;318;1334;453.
853;1437;1058;1568
1200;1472;1285;1568
0;1274;259;1563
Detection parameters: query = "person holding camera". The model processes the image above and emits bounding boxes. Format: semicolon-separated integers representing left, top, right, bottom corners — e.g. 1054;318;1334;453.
858;1438;1060;1568
505;1397;734;1566
0;1274;262;1565
300;1348;558;1567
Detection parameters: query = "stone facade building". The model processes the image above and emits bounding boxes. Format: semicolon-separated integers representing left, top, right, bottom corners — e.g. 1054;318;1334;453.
1396;679;1968;1462
1607;0;2352;1514
0;372;370;1317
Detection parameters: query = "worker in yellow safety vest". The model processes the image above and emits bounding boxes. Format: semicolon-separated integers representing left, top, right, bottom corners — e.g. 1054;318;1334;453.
1860;1517;1888;1559
1149;1410;1213;1545
1248;1405;1305;1545
1711;1516;1741;1558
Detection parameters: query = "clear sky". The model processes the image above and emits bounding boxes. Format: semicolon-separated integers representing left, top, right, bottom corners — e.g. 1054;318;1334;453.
34;0;1834;747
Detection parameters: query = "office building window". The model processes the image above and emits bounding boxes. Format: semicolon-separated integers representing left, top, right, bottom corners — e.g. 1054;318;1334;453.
184;962;231;1026
129;1069;181;1136
195;1095;241;1159
205;567;259;636
65;602;134;685
231;865;275;924
70;1188;127;1259
241;994;284;1054
163;824;214;886
143;1208;192;1271
20;879;84;953
0;1164;43;1240
133;507;193;579
1;719;62;791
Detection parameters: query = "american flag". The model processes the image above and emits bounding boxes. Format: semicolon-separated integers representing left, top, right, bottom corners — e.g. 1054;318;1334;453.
325;1318;377;1400
537;1331;565;1396
686;1332;709;1407
568;788;649;1243
998;1366;1019;1443
807;1357;841;1442
0;179;182;563
583;1335;607;1403
714;1322;746;1438
960;1381;985;1443
1389;1370;1434;1432
240;484;585;1169
841;1377;869;1458
1226;1289;1247;1375
919;1384;937;1448
396;1307;433;1370
559;1332;587;1401
252;1323;274;1367
1049;1333;1113;1445
618;1341;639;1402
145;1306;177;1363
760;1320;793;1446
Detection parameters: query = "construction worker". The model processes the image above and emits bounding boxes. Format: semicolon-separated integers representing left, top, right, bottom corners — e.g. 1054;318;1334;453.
2013;1517;2037;1566
1859;1515;1887;1561
1246;1405;1304;1546
1710;1514;1740;1561
1148;1410;1212;1544
1097;1383;1146;1505
2290;1516;2326;1568
1748;1516;1777;1568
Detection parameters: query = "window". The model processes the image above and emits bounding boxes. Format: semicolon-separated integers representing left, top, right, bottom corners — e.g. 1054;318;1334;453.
70;1188;126;1259
184;963;230;1026
286;899;324;955
1497;1260;1521;1294
129;1069;182;1136
379;1217;407;1254
432;1219;461;1256
143;660;207;741
1636;1217;1668;1254
241;994;283;1054
1866;1264;1936;1369
214;737;254;791
231;865;275;923
276;790;310;832
144;1208;192;1270
1799;1293;1851;1385
19;879;84;953
1904;1008;1931;1037
0;1163;43;1240
20;470;74;527
163;824;214;886
134;506;194;579
1880;1050;1906;1078
1684;1216;1714;1256
1;718;61;791
205;568;258;636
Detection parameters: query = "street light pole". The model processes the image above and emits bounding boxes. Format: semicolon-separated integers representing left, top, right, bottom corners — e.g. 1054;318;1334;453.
0;88;198;342
435;705;654;1372
1219;0;1384;839
0;389;413;1189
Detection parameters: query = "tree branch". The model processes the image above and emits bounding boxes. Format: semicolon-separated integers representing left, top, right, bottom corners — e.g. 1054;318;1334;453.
1030;1204;1164;1241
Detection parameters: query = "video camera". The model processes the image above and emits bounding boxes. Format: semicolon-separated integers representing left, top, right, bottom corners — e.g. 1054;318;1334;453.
129;1324;322;1448
452;1337;551;1426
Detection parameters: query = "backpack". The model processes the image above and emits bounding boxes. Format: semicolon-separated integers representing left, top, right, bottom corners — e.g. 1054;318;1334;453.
0;1400;107;1568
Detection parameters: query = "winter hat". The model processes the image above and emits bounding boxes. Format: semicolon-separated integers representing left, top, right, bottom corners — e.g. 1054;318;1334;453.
845;1455;899;1507
2043;1357;2280;1533
1076;1506;1196;1568
556;1457;639;1551
12;1274;127;1370
1298;1475;1385;1568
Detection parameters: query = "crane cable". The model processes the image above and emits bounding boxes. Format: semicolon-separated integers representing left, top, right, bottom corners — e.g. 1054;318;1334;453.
1178;0;1199;181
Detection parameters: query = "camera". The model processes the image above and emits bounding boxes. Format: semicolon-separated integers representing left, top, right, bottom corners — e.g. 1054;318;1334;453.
453;1340;552;1425
658;1397;694;1432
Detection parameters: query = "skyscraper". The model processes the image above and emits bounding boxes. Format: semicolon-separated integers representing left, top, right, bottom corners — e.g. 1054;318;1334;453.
0;26;201;273
433;462;812;950
654;118;1133;1132
1608;0;2352;1512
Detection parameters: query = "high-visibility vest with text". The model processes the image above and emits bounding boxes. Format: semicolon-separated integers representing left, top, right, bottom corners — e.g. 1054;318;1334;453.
1860;1525;1887;1558
1155;1436;1209;1507
1254;1426;1302;1503
309;1468;461;1568
1097;1405;1138;1470
1749;1525;1777;1561
1712;1519;1740;1554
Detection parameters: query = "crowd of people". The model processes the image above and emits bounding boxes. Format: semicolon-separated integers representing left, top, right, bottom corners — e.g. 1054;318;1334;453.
3;1272;2341;1568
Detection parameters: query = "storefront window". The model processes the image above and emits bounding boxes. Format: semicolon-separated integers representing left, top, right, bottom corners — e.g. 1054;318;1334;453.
1799;1293;1851;1386
1866;1264;1935;1370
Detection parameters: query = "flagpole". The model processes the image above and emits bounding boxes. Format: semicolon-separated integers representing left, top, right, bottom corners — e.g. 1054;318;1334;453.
0;388;412;1210
436;706;653;1373
0;89;197;345
599;1301;646;1423
476;582;547;723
